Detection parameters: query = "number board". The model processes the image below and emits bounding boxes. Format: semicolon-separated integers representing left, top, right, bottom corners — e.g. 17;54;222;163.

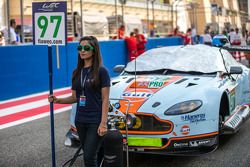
32;1;67;45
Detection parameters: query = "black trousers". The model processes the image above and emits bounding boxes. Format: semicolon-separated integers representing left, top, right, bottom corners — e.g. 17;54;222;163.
75;121;103;167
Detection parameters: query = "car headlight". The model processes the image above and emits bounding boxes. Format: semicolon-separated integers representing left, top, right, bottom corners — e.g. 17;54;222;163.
164;100;202;115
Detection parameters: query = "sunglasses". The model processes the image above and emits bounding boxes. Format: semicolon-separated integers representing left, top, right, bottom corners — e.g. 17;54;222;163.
77;44;94;52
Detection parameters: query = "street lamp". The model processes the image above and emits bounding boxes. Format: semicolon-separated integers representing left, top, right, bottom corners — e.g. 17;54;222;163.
115;0;118;38
80;0;83;37
20;0;24;43
146;0;149;35
174;0;182;28
150;0;156;37
119;0;126;25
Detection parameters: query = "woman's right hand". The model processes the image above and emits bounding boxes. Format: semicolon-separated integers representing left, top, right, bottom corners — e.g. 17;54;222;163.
48;95;58;103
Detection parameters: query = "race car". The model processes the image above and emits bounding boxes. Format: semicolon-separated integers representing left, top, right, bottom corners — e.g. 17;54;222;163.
65;44;250;155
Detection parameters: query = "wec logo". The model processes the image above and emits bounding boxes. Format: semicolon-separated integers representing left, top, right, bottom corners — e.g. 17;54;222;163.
42;3;60;9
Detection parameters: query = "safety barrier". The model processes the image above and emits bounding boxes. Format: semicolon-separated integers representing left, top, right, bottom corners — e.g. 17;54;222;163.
0;37;183;100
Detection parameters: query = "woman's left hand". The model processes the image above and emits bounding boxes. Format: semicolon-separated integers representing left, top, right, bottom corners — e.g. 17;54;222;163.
98;123;107;136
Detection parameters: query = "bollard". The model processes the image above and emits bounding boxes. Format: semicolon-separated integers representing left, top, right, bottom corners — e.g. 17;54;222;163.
103;130;123;167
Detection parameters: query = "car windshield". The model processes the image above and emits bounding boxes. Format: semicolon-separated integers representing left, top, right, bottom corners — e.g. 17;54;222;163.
124;69;217;76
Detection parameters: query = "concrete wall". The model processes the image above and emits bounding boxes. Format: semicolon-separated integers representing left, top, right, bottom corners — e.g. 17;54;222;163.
0;37;183;101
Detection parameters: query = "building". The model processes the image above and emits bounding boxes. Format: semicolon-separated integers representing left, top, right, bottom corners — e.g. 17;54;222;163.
0;0;249;41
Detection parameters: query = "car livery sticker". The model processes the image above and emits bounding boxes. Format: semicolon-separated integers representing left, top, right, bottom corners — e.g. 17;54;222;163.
229;88;236;113
119;76;183;113
180;125;190;135
181;113;206;123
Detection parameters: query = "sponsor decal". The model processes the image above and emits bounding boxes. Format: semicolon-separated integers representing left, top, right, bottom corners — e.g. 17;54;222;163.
181;113;206;123
131;76;176;89
137;81;150;87
136;81;165;88
189;139;211;147
173;142;189;148
148;81;164;88
180;125;190;135
229;89;236;112
122;92;152;98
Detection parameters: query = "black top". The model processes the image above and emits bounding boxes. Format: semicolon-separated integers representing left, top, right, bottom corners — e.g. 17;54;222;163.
72;66;110;124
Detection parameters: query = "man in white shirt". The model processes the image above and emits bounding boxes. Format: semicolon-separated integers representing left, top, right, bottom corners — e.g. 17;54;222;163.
10;19;17;45
202;30;212;45
228;28;236;44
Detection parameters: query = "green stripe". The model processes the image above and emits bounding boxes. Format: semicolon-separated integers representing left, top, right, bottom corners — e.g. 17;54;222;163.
128;137;162;147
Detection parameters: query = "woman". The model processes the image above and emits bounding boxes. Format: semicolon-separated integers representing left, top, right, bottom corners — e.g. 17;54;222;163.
48;36;110;167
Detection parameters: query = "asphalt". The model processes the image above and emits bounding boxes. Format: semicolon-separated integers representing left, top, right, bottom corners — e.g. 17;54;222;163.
0;110;250;167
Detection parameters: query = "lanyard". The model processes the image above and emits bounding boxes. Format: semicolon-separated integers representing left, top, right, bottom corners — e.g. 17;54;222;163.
80;68;90;95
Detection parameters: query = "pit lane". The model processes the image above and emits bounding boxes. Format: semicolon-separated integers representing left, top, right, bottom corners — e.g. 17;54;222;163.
0;109;250;167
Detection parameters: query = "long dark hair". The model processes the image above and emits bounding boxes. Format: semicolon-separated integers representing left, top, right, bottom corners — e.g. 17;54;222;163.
72;36;103;89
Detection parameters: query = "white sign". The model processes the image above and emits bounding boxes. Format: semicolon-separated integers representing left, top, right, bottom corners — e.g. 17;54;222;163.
32;2;67;45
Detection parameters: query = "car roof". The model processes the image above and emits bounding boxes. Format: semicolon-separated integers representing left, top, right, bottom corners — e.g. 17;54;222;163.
125;44;239;73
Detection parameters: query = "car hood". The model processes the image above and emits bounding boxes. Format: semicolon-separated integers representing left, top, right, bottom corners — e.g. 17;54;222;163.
110;75;217;115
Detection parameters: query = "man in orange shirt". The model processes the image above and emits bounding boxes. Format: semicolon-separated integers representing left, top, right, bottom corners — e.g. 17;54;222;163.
134;28;147;55
118;25;125;39
125;32;138;61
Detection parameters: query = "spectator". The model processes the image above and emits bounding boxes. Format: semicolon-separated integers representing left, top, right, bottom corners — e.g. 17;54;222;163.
210;30;216;38
112;25;125;40
229;28;242;61
10;19;18;45
118;25;125;39
247;31;250;45
125;32;138;61
184;28;192;45
202;29;212;45
134;28;147;55
191;26;197;44
228;28;235;44
222;29;228;37
241;29;247;46
0;31;5;46
232;28;241;45
173;26;182;36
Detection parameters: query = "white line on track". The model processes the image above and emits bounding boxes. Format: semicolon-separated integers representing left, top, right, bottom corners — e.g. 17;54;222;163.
0;106;72;130
0;93;71;117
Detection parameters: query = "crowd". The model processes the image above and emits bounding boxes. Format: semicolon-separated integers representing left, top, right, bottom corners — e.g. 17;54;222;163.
114;25;147;61
202;25;246;46
168;24;250;48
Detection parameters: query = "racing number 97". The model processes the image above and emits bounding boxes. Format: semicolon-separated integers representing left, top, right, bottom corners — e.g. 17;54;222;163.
37;15;62;38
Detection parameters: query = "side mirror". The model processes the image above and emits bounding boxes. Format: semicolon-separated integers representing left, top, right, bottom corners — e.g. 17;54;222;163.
113;65;125;73
229;66;243;75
